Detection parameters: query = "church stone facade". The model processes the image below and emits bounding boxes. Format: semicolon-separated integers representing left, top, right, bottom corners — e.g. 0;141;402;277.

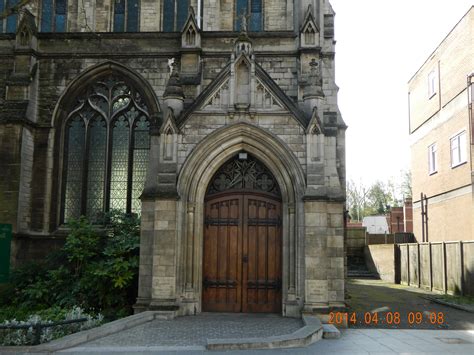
0;0;346;317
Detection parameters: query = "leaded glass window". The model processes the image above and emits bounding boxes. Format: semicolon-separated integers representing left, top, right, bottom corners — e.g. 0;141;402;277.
62;75;150;223
1;0;19;33
41;0;67;32
163;0;189;32
113;0;140;32
235;0;262;32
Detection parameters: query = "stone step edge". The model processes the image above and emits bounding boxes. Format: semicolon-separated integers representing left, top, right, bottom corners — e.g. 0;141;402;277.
206;315;324;351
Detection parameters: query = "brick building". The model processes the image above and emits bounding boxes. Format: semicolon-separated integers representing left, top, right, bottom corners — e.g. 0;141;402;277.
0;0;346;317
408;7;473;242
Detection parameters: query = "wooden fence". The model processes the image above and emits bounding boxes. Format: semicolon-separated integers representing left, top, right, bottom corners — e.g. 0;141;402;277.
398;241;474;296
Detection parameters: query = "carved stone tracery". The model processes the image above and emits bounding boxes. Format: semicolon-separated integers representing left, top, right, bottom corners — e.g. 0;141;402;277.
207;154;281;196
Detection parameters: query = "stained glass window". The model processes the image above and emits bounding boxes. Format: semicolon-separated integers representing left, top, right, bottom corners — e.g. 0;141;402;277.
163;0;189;32
5;0;18;33
62;75;150;223
40;0;67;32
114;0;140;32
64;116;85;221
132;116;150;214
235;0;262;32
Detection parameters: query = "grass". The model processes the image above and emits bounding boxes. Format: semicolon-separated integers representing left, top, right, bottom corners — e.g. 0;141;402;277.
436;294;474;306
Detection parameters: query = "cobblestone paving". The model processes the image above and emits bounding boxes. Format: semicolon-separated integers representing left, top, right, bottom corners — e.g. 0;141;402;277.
84;313;304;346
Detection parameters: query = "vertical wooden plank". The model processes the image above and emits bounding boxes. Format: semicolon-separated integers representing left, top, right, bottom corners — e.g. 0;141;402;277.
442;241;447;294
429;242;433;291
460;241;464;296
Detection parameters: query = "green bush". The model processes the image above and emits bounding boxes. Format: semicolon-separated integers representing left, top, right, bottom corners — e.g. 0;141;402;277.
0;306;103;346
2;211;140;319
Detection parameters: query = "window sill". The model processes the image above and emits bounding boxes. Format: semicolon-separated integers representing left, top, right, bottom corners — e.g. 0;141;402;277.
429;170;438;176
451;161;467;169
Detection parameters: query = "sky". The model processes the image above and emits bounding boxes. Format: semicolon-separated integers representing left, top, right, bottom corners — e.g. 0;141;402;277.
330;0;473;187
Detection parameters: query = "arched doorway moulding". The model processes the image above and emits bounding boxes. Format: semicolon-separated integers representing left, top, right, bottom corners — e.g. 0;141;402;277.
176;122;306;315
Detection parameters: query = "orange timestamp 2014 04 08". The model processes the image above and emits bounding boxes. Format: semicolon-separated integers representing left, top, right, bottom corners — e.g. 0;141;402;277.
329;311;446;326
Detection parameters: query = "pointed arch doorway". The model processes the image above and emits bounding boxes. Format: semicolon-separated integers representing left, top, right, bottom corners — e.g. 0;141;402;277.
202;153;282;313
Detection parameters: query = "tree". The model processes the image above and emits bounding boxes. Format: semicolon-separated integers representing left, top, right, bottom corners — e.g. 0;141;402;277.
346;174;409;222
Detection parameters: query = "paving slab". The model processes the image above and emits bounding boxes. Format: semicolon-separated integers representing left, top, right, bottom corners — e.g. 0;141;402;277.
56;329;474;354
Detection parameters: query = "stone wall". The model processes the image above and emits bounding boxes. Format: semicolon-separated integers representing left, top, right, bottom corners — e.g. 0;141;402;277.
304;201;345;310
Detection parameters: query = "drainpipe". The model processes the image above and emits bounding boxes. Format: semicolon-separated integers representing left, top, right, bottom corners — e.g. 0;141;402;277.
197;0;202;29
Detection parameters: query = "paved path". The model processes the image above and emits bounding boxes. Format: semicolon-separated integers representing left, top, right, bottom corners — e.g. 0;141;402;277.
346;278;474;329
60;329;474;354
77;313;303;347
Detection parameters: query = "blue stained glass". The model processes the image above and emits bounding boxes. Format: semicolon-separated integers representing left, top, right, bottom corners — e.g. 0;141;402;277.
55;14;66;32
163;0;174;32
114;0;125;32
41;0;53;32
0;0;4;33
127;0;139;32
235;0;247;31
176;0;188;32
6;0;18;33
249;0;262;31
55;0;67;14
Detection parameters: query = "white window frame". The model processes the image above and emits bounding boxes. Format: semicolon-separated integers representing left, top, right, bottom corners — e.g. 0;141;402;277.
450;130;467;168
428;70;437;99
428;143;437;175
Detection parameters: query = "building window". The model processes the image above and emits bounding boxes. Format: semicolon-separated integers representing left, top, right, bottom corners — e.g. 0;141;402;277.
235;0;262;32
163;0;189;32
0;0;19;33
113;0;140;32
450;131;467;168
428;70;437;99
41;0;67;32
62;75;150;223
428;143;437;175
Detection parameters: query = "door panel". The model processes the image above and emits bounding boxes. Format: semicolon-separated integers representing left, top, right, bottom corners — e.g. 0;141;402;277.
242;196;282;313
203;193;281;313
202;195;242;312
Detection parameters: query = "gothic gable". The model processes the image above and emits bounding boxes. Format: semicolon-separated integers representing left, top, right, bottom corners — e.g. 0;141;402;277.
177;61;307;128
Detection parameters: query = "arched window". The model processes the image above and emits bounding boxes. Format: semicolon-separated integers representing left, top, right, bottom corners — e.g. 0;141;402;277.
113;0;140;32
0;0;19;33
41;0;67;32
62;75;150;223
235;0;262;32
163;0;189;32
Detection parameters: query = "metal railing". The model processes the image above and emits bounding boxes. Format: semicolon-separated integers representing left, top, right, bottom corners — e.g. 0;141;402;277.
0;317;88;345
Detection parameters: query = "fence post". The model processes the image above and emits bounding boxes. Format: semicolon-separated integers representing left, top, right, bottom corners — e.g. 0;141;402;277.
442;242;447;294
417;243;421;288
429;242;433;291
407;244;410;286
33;323;42;345
459;241;464;296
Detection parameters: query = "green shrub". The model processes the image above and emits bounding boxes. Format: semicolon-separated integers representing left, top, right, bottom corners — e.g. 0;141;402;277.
2;211;140;318
0;306;103;346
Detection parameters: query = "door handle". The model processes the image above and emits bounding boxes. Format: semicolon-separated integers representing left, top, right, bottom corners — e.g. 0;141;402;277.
242;255;248;263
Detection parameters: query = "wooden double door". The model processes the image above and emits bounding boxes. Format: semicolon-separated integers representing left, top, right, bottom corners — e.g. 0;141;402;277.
202;193;282;313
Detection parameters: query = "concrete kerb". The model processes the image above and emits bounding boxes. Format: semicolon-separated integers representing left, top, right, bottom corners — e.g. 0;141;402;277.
206;315;331;350
422;296;474;313
0;311;174;354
